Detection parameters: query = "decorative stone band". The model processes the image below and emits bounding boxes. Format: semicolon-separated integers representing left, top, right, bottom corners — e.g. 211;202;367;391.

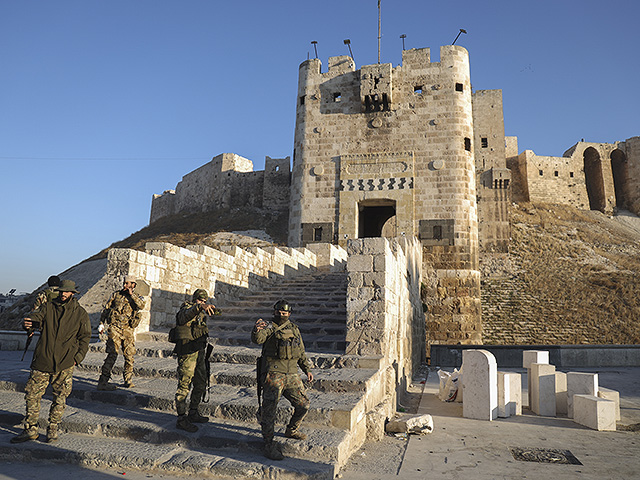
339;177;414;191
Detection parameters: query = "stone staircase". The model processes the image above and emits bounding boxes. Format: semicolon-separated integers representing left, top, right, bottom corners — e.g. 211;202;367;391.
0;271;388;479
209;271;348;353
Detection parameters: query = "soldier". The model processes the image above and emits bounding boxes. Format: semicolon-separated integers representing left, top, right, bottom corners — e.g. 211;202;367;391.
252;299;314;461
11;280;91;444
173;288;216;432
31;275;61;312
97;275;146;390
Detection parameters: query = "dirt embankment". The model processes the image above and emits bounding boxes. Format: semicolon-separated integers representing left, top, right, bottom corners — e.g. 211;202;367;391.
481;202;640;345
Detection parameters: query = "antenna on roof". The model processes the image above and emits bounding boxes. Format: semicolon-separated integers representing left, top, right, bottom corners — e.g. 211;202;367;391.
452;29;467;45
400;34;406;51
377;0;382;63
311;41;318;59
344;39;355;63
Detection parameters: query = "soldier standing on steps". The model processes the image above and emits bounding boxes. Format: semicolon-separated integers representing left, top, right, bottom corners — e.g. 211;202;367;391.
173;288;217;432
252;299;314;461
97;275;146;390
11;280;91;444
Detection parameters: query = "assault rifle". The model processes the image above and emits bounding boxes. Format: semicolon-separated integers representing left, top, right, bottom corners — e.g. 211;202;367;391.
21;320;40;361
202;341;214;403
256;356;264;421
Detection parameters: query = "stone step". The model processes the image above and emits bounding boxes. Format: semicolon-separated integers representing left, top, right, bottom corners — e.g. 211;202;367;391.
210;322;346;337
0;370;364;432
76;351;376;394
0;391;337;479
210;332;346;353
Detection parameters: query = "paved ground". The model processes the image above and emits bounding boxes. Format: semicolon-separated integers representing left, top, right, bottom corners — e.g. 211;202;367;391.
1;361;638;479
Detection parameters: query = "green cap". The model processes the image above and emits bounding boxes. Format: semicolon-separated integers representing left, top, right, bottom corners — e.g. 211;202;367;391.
273;299;292;312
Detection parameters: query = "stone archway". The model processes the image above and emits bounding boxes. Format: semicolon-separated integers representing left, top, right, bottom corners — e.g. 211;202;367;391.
611;149;629;210
358;199;396;238
583;147;606;212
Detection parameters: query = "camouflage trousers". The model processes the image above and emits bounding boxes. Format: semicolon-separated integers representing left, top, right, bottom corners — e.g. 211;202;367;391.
175;349;207;416
260;371;310;442
101;323;136;383
24;366;74;428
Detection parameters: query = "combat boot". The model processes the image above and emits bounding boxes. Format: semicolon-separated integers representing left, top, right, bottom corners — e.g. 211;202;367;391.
263;440;284;461
187;409;209;423
176;415;198;433
10;426;38;443
46;424;59;443
97;376;117;391
284;427;307;440
123;380;135;388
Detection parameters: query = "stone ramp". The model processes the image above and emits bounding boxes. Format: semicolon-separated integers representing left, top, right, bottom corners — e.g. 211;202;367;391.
0;339;382;478
210;272;347;353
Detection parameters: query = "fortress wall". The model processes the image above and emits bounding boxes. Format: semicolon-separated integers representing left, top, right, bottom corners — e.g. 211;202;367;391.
105;242;346;330
150;190;176;224
345;236;424;392
623;136;640;215
472;89;506;177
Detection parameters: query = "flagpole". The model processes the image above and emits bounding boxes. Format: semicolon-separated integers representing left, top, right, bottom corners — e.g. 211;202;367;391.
378;0;381;64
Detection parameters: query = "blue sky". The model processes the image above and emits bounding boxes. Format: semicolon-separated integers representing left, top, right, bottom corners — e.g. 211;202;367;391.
1;0;638;294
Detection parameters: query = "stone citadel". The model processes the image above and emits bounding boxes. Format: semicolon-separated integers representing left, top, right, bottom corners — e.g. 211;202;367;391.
150;45;640;351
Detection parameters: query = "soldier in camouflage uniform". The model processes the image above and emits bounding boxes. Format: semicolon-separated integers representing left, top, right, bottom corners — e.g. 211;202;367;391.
252;300;314;461
97;275;146;390
173;288;217;432
11;280;91;444
31;275;60;312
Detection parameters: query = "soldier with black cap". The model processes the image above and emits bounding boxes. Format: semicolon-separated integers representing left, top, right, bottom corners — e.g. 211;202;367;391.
31;275;61;312
97;275;146;390
173;288;217;432
252;299;314;460
11;279;91;444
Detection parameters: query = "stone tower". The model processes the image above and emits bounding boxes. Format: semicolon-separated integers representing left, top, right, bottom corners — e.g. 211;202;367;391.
289;45;482;347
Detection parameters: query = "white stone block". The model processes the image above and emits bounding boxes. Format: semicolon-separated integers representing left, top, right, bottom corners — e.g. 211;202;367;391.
386;414;434;434
573;394;616;431
567;372;598;418
555;372;568;415
531;363;556;417
498;372;521;417
462;350;498;421
598;387;620;421
523;350;549;408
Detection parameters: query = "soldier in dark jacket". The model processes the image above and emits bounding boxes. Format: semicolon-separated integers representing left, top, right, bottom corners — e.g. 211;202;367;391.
31;275;60;312
252;300;313;460
173;289;216;432
11;280;91;444
97;275;146;390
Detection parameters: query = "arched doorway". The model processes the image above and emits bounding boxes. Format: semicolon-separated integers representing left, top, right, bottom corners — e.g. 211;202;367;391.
610;149;629;210
583;147;606;212
358;199;396;238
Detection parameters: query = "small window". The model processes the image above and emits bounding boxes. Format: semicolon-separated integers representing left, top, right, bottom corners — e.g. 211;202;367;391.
414;86;423;94
455;83;464;92
570;172;574;177
313;227;323;241
554;171;559;177
464;137;471;151
333;92;342;102
433;225;442;241
481;137;488;148
275;165;280;172
539;170;543;176
300;95;305;106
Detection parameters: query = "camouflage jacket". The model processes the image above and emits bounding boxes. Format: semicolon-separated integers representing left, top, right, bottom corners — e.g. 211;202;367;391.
100;289;145;328
251;319;312;375
174;301;210;355
32;287;59;312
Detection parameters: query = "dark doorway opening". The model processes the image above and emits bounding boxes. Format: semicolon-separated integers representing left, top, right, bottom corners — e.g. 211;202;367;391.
584;147;606;212
358;200;396;238
611;149;629;210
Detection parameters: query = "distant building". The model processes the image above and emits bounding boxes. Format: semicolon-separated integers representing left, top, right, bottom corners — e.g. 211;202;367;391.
0;292;26;313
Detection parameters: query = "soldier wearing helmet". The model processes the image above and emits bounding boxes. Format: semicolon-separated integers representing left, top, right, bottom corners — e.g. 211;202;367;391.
173;288;217;432
252;299;313;461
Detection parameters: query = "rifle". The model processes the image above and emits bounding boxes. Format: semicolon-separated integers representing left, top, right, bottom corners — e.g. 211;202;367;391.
21;330;35;361
202;342;214;403
256;355;264;422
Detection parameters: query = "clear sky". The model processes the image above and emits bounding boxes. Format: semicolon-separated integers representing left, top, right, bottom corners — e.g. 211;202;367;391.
1;0;638;294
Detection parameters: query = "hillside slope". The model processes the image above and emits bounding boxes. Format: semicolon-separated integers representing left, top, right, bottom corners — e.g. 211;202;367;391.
481;202;640;345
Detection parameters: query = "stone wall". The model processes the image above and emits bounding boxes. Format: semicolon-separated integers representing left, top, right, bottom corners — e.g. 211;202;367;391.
150;153;291;224
345;237;424;394
105;242;345;331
